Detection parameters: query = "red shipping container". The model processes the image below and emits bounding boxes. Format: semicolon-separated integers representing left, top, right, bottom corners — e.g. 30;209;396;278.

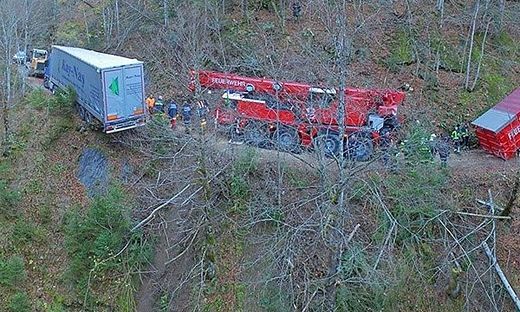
472;88;520;160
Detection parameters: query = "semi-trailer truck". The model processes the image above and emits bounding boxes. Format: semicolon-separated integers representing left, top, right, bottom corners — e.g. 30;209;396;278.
44;45;146;133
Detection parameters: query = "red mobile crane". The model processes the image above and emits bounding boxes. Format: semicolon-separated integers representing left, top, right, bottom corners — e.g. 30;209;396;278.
190;70;406;161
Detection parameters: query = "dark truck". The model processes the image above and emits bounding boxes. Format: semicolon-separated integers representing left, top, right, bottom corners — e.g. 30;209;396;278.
45;45;146;133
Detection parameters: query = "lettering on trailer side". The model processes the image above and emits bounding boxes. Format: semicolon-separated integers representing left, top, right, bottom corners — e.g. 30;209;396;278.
210;77;246;88
509;125;520;140
60;59;85;88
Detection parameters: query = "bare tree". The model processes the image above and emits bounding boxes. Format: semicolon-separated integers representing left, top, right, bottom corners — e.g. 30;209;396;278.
0;0;22;147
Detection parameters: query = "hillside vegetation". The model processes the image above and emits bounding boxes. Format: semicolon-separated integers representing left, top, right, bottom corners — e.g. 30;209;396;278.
0;0;519;311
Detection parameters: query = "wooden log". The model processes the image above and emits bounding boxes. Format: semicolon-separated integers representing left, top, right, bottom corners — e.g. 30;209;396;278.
482;241;520;311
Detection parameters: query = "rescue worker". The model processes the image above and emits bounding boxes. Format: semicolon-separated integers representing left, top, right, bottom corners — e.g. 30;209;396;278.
168;99;178;129
154;96;165;114
437;135;451;166
182;102;192;133
451;125;462;154
429;133;438;157
305;105;316;122
197;99;209;132
145;95;155;114
460;123;470;148
400;83;414;92
380;131;393;169
292;1;302;20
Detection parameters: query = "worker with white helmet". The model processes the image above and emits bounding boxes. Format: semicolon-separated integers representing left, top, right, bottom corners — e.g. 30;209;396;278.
154;95;165;114
429;133;438;156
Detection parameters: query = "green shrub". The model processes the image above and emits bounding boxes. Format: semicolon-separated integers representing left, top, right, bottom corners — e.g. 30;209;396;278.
227;149;257;213
8;292;31;312
0;160;10;176
0;256;26;287
25;87;75;112
384;31;415;72
397;124;436;166
38;203;53;226
25;89;53;110
482;72;514;106
430;36;463;72
0;180;21;218
494;31;519;57
64;186;152;302
12;219;43;246
56;21;86;46
258;284;291;312
42;112;75;148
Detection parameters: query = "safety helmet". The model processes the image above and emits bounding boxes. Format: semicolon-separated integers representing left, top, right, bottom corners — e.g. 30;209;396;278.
158;96;163;100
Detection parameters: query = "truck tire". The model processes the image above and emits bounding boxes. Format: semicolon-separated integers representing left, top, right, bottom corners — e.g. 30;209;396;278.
78;106;86;121
345;132;374;162
84;110;93;125
273;127;300;153
227;124;242;143
315;130;341;158
243;122;269;147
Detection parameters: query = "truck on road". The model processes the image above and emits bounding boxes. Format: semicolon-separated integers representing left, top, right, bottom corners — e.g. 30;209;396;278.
190;70;406;161
45;45;146;133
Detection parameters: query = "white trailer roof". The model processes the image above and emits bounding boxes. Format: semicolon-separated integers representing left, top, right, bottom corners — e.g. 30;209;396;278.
52;45;142;69
471;108;516;133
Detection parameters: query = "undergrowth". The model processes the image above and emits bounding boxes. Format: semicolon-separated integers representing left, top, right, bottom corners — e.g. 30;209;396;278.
64;185;152;310
202;149;258;311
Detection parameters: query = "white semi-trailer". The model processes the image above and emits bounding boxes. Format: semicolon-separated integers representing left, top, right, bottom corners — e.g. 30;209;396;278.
45;46;146;133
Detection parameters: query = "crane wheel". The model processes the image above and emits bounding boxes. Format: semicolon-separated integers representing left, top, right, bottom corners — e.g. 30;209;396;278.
344;132;374;162
315;130;341;158
243;122;269;148
273;127;301;153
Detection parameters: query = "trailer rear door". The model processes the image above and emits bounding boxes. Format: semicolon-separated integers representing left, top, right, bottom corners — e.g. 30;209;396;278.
103;66;144;122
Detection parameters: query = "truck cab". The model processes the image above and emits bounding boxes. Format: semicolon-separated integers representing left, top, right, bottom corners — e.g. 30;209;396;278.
29;48;48;77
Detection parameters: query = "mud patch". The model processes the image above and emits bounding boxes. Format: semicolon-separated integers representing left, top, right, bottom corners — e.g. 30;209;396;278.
77;148;109;197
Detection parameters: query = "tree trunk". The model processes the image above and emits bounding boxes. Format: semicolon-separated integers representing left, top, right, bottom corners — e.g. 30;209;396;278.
162;0;168;28
3;58;12;147
464;0;480;90
498;0;505;32
469;20;490;91
115;0;120;35
435;0;444;73
502;172;520;217
325;0;350;308
241;0;248;20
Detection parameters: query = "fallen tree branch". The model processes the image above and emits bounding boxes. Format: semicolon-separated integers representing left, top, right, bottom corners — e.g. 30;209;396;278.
180;163;230;206
131;184;192;232
502;172;520;217
450;210;511;220
133;163;231;232
482;241;520;311
477;199;504;212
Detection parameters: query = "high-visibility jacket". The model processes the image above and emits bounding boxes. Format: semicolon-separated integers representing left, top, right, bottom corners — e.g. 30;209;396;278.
451;130;460;140
146;97;155;110
154;100;164;112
